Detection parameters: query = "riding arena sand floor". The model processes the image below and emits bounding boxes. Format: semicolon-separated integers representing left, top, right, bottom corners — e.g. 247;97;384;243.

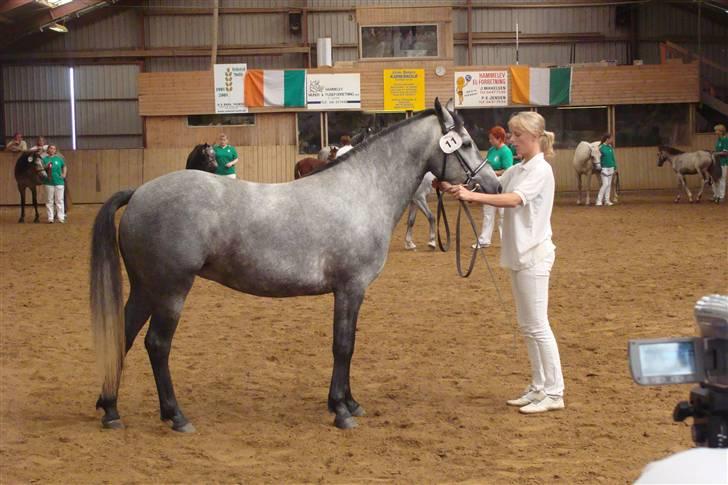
1;191;726;484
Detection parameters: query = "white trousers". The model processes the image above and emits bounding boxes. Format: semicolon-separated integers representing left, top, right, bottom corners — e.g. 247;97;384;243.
716;165;727;200
45;185;65;222
510;251;564;397
596;167;615;204
478;205;503;245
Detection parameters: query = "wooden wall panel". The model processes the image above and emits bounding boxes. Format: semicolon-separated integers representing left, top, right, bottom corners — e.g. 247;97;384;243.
145;113;296;147
571;63;699;106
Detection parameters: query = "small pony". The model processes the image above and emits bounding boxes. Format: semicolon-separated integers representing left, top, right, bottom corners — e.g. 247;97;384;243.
657;146;722;203
294;146;336;180
186;144;218;173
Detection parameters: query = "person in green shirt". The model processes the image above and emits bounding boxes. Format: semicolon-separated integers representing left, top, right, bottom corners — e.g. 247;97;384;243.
43;145;67;223
475;126;514;248
213;133;239;179
596;133;617;206
713;124;728;203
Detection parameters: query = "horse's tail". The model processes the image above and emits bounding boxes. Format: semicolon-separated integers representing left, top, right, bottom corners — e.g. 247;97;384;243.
709;153;723;183
90;189;135;402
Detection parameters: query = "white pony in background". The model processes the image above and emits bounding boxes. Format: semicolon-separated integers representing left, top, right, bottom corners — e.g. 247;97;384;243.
404;172;437;250
572;141;602;205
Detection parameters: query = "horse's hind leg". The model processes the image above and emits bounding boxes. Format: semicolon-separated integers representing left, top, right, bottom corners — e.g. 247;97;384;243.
30;186;40;223
404;202;417;250
96;287;153;428
416;197;436;249
145;283;195;432
576;174;583;205
17;185;25;223
328;287;366;429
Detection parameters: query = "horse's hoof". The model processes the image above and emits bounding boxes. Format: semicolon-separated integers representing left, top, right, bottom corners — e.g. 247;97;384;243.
102;419;124;430
404;243;416;250
334;415;358;429
576;201;582;205
18;219;24;224
427;241;436;249
172;422;196;433
350;405;366;417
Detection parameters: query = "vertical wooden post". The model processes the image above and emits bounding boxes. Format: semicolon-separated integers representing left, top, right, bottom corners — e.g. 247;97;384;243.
302;0;310;68
211;0;219;68
466;0;472;65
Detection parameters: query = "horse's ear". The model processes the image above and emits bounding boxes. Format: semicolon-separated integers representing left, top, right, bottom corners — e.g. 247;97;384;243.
434;97;454;131
445;98;455;113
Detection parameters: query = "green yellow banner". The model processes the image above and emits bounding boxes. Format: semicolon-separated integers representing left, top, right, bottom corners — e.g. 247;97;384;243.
383;69;425;111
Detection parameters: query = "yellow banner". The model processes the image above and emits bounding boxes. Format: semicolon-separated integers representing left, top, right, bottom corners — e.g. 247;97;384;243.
383;69;425;111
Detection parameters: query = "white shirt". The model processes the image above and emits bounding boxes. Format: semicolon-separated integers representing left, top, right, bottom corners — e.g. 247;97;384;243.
635;448;728;484
499;152;556;270
336;145;353;158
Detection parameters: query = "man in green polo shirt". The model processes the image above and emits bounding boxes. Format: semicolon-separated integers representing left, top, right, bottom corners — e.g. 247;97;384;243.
43;144;67;223
213;133;239;179
714;124;728;203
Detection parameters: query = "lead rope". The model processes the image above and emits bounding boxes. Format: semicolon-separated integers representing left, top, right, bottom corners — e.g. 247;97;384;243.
453;184;519;350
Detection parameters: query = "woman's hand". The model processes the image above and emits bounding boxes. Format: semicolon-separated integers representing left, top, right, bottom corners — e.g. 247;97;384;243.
447;184;476;202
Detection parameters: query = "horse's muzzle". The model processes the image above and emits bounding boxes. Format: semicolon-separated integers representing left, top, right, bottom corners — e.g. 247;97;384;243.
497;183;503;194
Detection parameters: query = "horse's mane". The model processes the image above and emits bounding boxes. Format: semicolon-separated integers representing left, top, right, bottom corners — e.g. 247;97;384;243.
659;145;684;155
310;109;443;175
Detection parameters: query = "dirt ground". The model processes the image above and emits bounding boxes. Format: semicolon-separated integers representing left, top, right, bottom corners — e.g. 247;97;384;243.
0;192;726;484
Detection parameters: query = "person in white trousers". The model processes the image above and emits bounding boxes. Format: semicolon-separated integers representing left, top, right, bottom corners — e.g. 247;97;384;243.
596;133;617;206
43;145;67;223
713;124;728;203
474;126;513;248
435;111;565;414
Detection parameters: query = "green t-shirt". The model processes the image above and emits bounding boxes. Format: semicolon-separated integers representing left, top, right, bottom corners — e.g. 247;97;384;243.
43;155;65;186
486;144;514;171
213;144;238;175
599;143;617;169
715;136;728;167
507;143;520;164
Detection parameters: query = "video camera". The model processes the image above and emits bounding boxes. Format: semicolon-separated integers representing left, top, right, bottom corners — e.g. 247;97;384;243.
629;294;728;448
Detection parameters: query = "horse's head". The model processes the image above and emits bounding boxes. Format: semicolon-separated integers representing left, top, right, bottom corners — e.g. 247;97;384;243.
657;146;669;167
429;98;501;195
202;143;218;172
21;151;48;180
589;143;602;171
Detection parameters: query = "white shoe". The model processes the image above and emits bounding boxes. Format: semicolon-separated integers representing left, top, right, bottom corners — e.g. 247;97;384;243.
519;395;565;414
471;241;491;249
506;389;546;407
595;202;603;206
605;201;613;206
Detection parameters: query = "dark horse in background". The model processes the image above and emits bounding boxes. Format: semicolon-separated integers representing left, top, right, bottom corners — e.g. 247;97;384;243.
186;143;218;172
14;151;48;223
293;122;379;179
90;98;501;433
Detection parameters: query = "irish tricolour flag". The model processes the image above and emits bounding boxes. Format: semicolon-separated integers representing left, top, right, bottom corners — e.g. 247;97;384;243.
244;69;306;107
510;66;571;106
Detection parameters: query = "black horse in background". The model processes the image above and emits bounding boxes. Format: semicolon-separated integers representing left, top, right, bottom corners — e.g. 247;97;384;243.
14;151;48;223
186;143;218;172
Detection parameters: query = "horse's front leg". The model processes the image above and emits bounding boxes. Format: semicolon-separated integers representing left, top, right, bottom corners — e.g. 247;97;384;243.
17;185;25;223
328;287;366;429
696;172;708;202
680;174;694;203
30;186;40;223
576;174;583;205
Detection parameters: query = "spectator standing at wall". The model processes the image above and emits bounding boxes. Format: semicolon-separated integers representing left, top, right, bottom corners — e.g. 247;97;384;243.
213;133;239;179
29;136;49;158
5;132;28;152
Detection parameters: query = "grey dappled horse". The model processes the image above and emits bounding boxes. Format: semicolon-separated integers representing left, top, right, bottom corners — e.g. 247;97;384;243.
14;151;48;223
404;172;437;250
657;146;722;203
90;99;501;432
573;141;602;205
185;143;218;173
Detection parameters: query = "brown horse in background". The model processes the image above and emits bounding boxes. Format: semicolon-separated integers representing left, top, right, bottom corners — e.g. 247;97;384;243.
14;151;48;223
294;146;337;179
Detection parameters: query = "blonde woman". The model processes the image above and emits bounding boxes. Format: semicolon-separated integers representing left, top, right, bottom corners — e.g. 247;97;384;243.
435;111;565;414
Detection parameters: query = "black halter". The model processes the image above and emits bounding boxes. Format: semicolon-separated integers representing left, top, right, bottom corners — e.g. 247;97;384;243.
437;118;489;188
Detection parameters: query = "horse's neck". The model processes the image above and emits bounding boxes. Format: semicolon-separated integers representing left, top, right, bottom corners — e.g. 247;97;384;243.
336;116;439;228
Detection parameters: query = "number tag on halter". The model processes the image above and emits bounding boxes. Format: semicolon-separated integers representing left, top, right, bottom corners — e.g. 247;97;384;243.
27;156;34;162
439;131;462;154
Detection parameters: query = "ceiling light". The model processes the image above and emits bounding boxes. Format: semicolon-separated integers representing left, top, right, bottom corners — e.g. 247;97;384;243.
48;22;68;33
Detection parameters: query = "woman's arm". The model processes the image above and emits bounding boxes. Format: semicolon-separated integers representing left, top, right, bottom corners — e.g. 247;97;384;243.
227;158;239;167
437;180;522;208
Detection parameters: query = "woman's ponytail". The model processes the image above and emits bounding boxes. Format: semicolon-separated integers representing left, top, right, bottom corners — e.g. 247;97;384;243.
541;130;555;160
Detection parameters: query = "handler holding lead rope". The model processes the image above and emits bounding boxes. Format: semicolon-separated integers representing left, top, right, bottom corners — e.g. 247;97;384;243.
435;111;565;414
